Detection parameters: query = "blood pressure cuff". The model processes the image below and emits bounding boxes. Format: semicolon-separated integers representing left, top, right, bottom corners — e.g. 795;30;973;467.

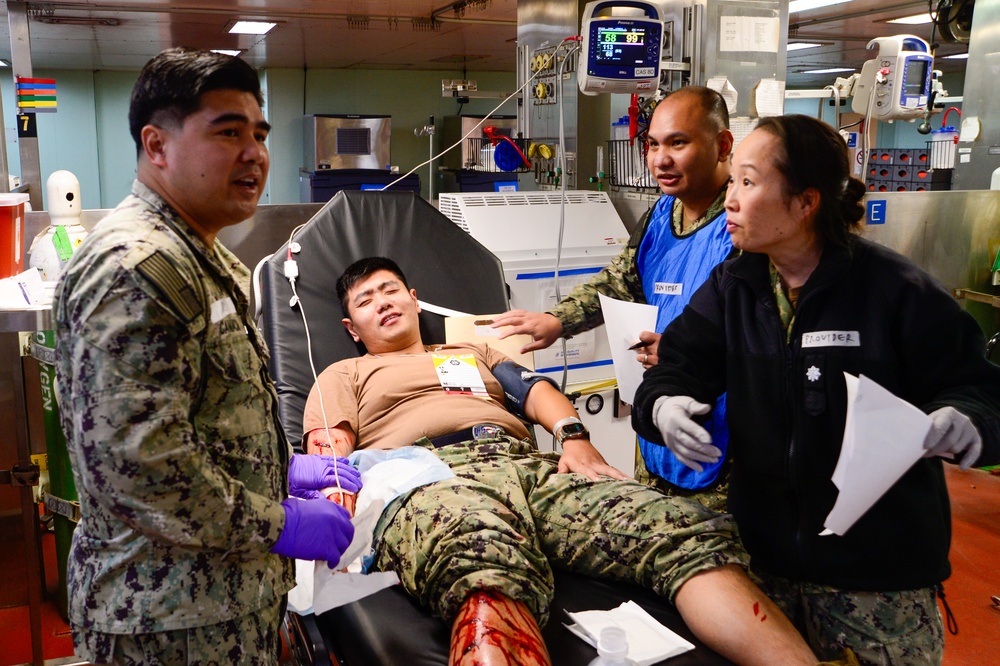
492;361;559;421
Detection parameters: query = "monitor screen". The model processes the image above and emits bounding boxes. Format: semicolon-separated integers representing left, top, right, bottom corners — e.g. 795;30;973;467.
593;24;651;66
903;58;929;97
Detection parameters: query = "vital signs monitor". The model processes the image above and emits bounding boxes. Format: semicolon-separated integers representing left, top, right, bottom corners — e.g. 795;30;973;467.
850;35;933;122
578;0;663;96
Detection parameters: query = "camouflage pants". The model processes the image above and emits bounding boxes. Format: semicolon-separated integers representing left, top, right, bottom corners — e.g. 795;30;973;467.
753;568;944;665
72;600;283;665
372;435;746;625
635;441;731;513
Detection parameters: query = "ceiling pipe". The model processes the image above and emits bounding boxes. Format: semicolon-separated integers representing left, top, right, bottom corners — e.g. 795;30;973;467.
34;1;516;26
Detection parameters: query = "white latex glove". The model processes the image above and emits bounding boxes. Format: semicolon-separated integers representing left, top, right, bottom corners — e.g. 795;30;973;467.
922;406;983;470
651;396;721;472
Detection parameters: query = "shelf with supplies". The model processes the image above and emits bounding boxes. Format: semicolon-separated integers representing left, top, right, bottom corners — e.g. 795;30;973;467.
606;138;657;190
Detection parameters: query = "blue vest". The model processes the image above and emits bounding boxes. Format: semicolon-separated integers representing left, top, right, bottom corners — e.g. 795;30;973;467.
635;194;733;489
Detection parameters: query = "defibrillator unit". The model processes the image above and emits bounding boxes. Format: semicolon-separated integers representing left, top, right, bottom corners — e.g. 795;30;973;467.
578;0;663;96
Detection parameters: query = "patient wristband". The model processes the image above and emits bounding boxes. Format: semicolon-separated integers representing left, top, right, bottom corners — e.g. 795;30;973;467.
492;360;559;420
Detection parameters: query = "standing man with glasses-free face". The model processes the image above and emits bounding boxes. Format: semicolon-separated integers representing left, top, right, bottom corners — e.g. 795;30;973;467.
54;47;357;665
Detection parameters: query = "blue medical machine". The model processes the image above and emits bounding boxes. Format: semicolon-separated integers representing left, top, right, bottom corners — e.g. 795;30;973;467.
851;35;934;121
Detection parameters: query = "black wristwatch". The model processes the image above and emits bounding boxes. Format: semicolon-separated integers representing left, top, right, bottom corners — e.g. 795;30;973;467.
553;416;589;448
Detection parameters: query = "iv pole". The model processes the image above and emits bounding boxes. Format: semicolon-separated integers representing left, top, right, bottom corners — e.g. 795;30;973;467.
414;116;435;202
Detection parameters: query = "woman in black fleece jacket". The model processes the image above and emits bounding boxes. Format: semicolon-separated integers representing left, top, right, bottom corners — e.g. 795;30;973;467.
633;114;1000;666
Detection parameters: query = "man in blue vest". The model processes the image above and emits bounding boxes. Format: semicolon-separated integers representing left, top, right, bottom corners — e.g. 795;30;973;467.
491;86;734;510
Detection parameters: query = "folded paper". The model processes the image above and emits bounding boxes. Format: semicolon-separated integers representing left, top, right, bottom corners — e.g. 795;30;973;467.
822;373;932;536
565;600;694;666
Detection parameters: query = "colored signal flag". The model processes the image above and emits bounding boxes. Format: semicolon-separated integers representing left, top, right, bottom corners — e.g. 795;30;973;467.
16;76;57;113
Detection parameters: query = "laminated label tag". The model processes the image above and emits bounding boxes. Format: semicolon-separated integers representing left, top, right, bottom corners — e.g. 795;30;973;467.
433;354;488;398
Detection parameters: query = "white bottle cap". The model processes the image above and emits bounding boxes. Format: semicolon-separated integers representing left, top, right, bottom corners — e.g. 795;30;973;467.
596;626;629;660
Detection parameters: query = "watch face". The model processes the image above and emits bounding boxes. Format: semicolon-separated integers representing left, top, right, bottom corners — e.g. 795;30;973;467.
557;422;589;445
560;422;588;437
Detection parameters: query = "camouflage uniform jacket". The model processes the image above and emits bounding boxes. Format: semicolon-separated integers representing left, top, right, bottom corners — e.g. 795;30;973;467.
54;180;294;634
547;189;727;336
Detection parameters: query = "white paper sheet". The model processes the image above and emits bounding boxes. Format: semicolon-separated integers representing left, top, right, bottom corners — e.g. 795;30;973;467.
821;373;933;536
752;79;785;117
719;15;780;53
729;117;759;148
597;294;658;404
0;267;48;308
565;601;694;666
706;76;738;115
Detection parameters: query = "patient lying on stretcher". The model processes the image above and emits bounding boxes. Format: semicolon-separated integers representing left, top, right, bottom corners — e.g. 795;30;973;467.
300;256;823;666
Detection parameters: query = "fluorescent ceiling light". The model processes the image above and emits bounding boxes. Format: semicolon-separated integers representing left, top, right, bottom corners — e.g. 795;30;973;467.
943;53;969;59
212;49;242;56
801;67;856;74
789;0;852;12
887;13;933;24
229;20;276;35
788;42;824;51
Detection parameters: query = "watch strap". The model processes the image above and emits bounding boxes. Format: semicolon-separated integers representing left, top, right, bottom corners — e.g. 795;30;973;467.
553;416;589;448
552;416;583;432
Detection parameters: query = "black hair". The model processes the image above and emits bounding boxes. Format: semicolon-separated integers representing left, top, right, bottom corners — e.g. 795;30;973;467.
128;47;264;154
659;85;731;131
336;257;410;317
754;115;866;248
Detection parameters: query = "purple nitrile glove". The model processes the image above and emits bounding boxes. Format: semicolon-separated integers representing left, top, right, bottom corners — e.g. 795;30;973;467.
288;453;362;500
270;498;354;566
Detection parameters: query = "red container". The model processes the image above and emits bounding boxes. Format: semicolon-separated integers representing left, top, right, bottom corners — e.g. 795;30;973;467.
0;193;30;279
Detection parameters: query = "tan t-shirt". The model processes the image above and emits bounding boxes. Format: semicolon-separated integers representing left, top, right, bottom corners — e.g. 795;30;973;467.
302;342;532;450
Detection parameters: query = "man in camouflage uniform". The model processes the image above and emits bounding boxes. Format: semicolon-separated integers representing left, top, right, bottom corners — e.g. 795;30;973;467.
491;87;736;511
302;256;823;666
54;48;356;664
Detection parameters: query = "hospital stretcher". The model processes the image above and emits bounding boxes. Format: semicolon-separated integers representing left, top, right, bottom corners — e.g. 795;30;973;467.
257;190;733;666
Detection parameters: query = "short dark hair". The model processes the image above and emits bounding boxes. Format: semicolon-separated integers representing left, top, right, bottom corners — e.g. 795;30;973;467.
336;257;410;317
754;115;866;248
128;47;264;154
658;85;730;131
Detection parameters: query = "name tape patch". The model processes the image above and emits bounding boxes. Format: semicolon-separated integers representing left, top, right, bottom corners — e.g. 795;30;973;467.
653;282;683;296
801;330;860;348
